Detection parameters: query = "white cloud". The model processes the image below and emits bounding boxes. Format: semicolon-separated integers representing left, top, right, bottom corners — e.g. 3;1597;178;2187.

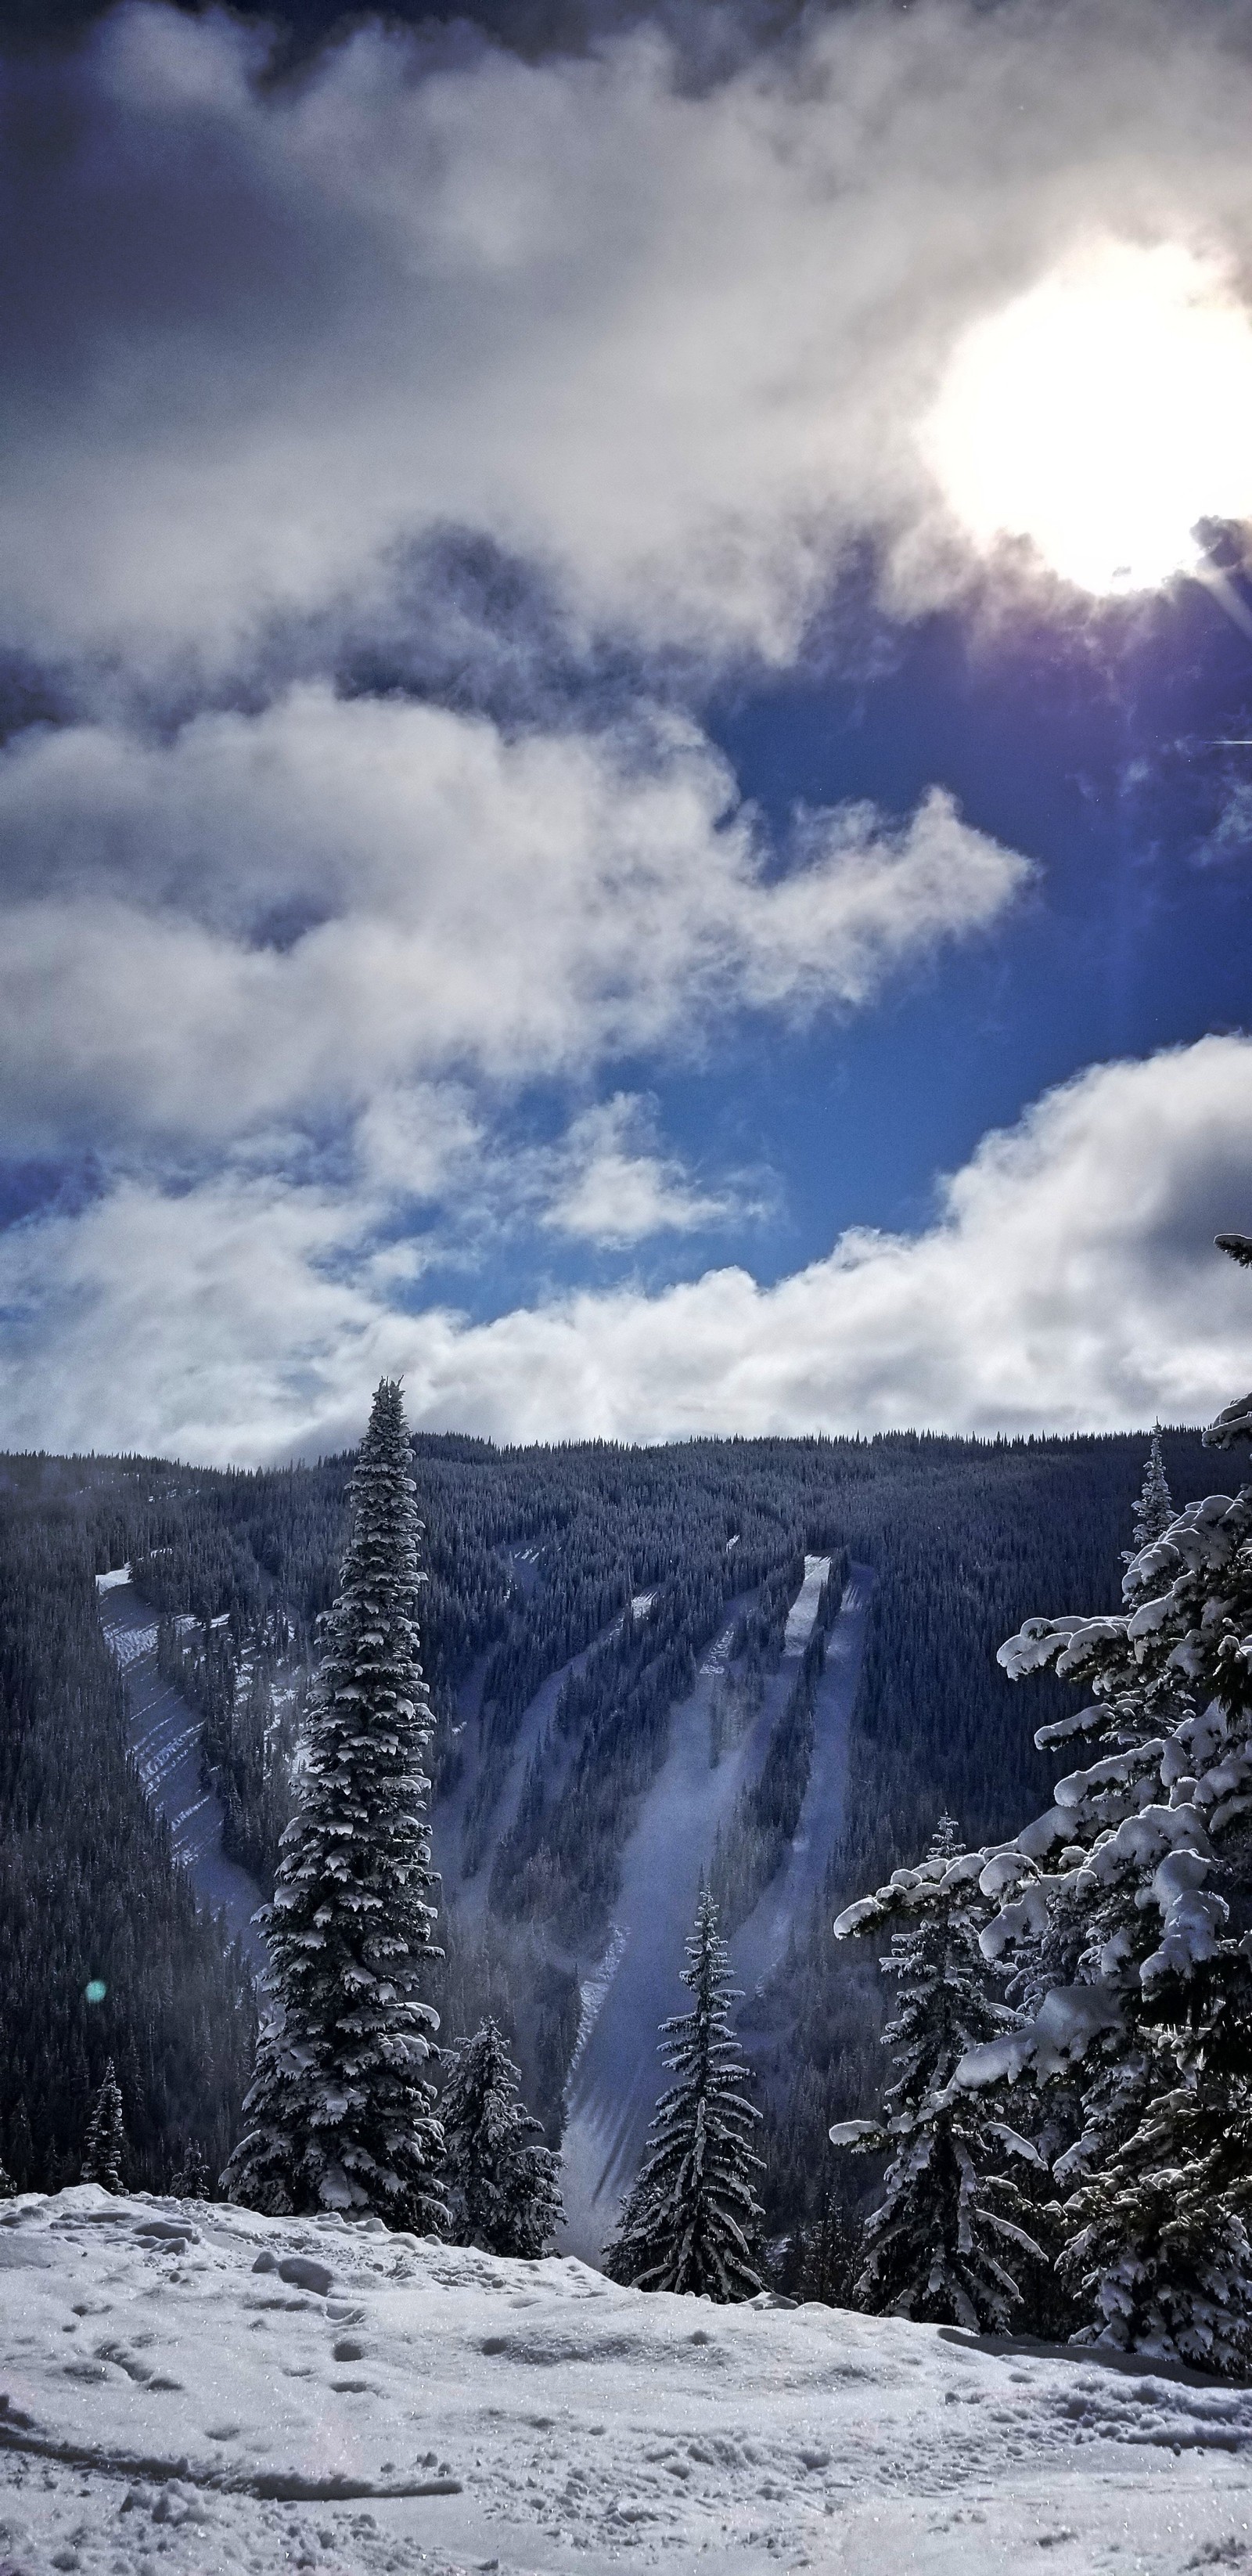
4;1036;1252;1461
0;1166;386;1467
351;1085;484;1202
4;1;1252;676
0;689;1026;1148
540;1095;741;1245
3;2;1249;1473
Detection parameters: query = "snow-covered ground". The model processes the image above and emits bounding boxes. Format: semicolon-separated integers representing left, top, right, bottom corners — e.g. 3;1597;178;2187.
2;2187;1249;2576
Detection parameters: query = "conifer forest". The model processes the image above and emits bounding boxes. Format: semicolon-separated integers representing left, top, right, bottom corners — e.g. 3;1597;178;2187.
8;1384;1252;2354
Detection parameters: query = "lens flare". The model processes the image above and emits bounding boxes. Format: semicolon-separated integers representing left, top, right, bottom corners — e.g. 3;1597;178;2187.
84;1979;107;2005
923;240;1252;596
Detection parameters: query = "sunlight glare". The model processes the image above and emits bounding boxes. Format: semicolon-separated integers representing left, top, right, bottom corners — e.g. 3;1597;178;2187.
924;240;1252;596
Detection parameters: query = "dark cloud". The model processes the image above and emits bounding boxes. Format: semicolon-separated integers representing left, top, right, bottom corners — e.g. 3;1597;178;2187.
0;0;810;70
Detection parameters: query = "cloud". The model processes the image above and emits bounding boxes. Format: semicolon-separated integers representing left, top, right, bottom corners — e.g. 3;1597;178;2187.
0;688;1026;1148
4;0;1252;679
351;1084;485;1203
1207;778;1252;861
539;1095;743;1245
4;1;1249;1471
4;1036;1252;1461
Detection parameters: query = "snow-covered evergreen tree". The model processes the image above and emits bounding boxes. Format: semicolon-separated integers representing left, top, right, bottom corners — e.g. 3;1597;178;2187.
603;1888;765;2300
1124;1426;1174;1570
832;1818;1048;2331
971;1537;1252;2364
171;2138;210;2200
439;2018;563;2257
223;1379;446;2230
1058;2005;1252;2375
0;2154;14;2200
81;2060;127;2192
937;1247;1252;2369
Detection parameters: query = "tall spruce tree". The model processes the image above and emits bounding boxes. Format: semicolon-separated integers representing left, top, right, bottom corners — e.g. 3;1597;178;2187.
832;1818;1049;2331
81;2060;127;2193
439;2018;563;2257
603;1887;765;2300
223;1381;446;2229
1124;1425;1174;1567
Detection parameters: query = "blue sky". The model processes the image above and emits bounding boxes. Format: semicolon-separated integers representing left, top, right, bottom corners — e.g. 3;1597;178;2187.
714;588;1252;1242
4;0;1252;1461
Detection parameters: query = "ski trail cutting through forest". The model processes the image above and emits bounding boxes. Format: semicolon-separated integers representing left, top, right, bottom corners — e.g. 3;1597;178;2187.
730;1563;875;1998
558;1563;872;2263
96;1575;268;1976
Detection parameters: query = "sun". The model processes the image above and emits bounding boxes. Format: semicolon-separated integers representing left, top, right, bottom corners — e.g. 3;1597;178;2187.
923;240;1252;597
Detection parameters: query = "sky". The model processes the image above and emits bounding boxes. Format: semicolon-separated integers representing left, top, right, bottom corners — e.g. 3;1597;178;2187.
5;0;1252;1461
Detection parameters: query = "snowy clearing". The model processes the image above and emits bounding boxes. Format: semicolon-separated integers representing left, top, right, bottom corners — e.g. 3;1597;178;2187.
0;2188;1249;2576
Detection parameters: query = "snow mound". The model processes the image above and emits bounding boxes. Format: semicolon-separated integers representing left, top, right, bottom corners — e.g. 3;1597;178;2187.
1;2185;1250;2573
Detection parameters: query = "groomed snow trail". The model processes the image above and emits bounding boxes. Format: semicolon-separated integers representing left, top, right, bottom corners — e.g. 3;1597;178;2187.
559;1565;869;2264
731;1563;875;1999
2;2185;1250;2576
95;1575;267;1976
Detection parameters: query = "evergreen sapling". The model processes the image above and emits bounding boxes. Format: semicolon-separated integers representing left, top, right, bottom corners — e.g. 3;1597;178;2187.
439;2018;563;2257
81;2060;127;2193
223;1380;446;2229
604;1887;765;2300
172;2138;211;2200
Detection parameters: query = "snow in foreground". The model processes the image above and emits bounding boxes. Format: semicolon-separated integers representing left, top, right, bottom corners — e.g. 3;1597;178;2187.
2;2191;1251;2574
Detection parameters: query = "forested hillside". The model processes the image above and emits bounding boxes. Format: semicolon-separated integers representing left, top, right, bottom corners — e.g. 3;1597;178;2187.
0;1461;255;2196
0;1425;1236;2235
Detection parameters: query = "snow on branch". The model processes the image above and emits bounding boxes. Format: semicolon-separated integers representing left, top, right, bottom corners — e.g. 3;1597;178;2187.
950;1984;1125;2094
